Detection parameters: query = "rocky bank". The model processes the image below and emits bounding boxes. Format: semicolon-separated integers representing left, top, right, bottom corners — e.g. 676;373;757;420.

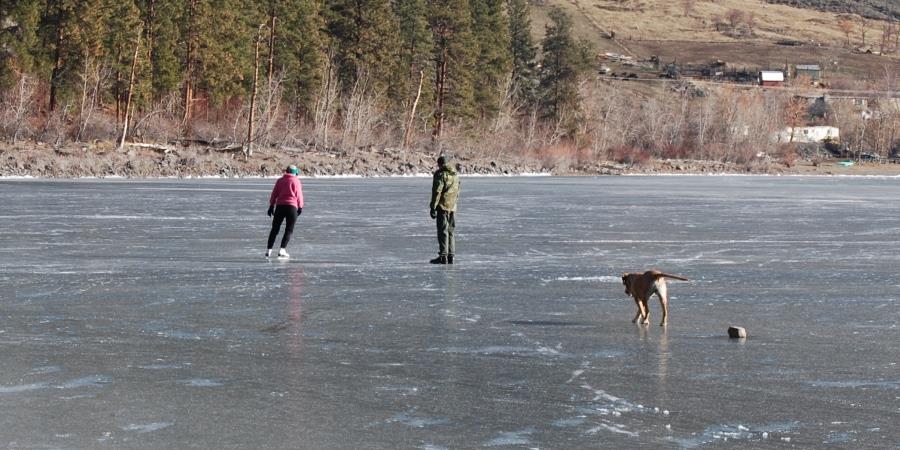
2;141;899;178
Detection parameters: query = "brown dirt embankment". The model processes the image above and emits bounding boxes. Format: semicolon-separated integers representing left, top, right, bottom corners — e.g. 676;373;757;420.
2;141;899;178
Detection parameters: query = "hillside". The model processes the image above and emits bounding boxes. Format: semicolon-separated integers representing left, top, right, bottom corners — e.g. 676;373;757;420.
534;0;900;83
765;0;900;20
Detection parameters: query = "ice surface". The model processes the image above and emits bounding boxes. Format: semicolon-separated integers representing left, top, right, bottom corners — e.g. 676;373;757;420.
1;176;899;448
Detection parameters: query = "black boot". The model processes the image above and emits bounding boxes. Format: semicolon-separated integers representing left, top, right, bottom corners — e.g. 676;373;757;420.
429;255;447;264
447;254;454;264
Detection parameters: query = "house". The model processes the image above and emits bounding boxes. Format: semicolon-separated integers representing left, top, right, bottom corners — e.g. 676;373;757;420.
775;126;840;143
795;64;822;81
759;70;785;87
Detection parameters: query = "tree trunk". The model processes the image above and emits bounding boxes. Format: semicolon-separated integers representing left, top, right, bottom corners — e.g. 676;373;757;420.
403;70;424;149
49;20;64;112
183;0;197;128
115;59;123;125
267;12;276;86
147;0;156;91
246;24;264;157
118;30;142;151
266;11;277;123
433;49;448;144
895;23;899;53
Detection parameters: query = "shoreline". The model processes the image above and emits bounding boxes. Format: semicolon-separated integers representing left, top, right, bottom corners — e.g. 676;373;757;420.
5;170;900;180
3;142;900;179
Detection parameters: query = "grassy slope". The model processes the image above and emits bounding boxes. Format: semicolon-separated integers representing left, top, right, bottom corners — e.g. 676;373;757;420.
533;0;900;82
764;0;899;20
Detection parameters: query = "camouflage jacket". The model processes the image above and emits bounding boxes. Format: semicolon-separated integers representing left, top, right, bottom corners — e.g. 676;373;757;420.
430;166;460;212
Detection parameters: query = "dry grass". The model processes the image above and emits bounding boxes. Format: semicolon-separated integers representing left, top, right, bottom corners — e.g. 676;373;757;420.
535;0;900;78
540;0;888;45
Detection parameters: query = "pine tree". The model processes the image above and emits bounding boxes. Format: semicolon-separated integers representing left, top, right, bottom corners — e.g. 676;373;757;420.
102;0;143;121
198;0;258;106
507;0;537;106
268;0;325;117
0;0;43;88
538;8;591;130
325;0;399;94
393;0;434;142
139;0;182;100
40;0;78;111
181;0;257;125
470;0;511;123
428;0;476;142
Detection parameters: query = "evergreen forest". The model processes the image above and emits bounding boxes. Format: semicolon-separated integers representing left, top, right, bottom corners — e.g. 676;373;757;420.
0;0;592;154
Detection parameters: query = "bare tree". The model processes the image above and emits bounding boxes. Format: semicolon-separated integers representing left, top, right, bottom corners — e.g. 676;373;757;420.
694;91;715;157
246;23;266;157
76;58;111;142
838;17;855;47
266;12;276;86
880;21;894;54
313;53;339;149
783;97;807;143
402;70;424;148
44;102;72;149
130;92;182;144
1;74;38;143
118;27;143;151
492;75;517;135
257;73;285;148
339;71;385;149
860;17;871;47
895;21;900;53
725;9;745;33
182;0;197;129
745;12;756;36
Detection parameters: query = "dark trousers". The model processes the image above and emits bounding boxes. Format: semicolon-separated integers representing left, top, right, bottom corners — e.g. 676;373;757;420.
436;209;455;257
268;205;298;249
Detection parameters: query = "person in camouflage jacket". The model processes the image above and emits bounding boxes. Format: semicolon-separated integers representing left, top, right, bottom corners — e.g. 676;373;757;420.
429;156;460;264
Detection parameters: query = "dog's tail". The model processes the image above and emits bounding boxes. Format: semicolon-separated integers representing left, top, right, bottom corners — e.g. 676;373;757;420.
654;271;689;281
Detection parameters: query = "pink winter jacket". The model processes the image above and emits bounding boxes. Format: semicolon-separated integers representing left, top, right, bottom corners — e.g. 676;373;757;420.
269;174;304;209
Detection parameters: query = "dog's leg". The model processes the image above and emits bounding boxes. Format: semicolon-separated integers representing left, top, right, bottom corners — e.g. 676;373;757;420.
657;283;668;326
632;298;645;324
640;298;650;325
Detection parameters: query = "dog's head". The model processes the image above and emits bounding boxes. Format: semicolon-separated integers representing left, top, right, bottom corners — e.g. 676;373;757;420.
622;273;633;296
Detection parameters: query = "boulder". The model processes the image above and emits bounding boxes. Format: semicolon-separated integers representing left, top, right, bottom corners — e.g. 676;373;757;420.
728;326;747;339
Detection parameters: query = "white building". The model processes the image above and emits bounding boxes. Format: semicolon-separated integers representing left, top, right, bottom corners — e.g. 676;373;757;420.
759;71;785;86
775;126;840;143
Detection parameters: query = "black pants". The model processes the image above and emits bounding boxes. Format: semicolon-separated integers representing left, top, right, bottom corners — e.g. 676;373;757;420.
268;205;298;249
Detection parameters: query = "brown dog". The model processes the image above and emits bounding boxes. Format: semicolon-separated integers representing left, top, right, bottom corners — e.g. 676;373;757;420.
622;270;688;326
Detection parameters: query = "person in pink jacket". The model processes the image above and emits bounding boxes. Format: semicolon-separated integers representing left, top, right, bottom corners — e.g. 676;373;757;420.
266;165;304;258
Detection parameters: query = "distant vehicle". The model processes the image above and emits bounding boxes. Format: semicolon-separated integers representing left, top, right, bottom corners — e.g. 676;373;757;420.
859;153;882;162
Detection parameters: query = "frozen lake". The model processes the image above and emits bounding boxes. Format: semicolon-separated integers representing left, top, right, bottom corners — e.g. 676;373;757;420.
1;176;899;449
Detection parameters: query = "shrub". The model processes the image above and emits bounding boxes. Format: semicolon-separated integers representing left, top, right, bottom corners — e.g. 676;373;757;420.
660;143;692;159
778;145;799;167
533;141;581;170
610;146;651;165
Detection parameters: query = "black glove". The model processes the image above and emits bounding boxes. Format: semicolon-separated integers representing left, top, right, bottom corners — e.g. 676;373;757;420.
297;207;302;216
267;205;274;217
430;209;437;219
